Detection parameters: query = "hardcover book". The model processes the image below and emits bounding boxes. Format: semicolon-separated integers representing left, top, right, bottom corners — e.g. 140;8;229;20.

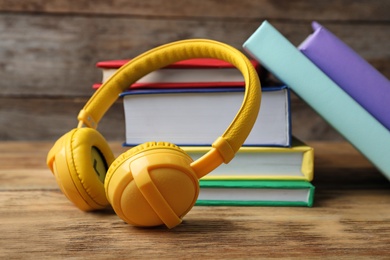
196;180;315;207
121;86;292;147
184;137;313;181
299;21;390;131
94;58;262;89
243;20;390;181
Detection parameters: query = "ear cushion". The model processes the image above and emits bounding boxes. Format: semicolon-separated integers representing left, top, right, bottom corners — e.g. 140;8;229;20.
105;141;190;183
105;141;198;227
127;141;185;156
61;128;115;211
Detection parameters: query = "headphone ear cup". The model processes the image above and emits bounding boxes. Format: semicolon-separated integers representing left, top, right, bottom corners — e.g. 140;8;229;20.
105;142;199;228
48;128;115;211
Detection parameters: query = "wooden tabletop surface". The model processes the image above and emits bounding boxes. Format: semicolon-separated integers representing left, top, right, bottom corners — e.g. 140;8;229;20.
1;141;389;259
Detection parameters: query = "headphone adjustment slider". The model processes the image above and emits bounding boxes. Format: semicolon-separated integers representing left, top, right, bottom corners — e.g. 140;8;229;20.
77;109;97;129
212;136;235;164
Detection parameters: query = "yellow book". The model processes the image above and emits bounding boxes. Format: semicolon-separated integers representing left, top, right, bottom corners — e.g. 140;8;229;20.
183;138;314;181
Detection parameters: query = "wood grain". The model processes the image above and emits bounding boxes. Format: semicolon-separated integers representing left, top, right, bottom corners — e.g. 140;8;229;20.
0;141;389;259
1;14;388;97
0;0;389;21
0;95;345;141
0;1;389;141
0;97;125;141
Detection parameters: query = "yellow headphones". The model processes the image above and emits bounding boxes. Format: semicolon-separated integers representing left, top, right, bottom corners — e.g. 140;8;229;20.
46;39;261;228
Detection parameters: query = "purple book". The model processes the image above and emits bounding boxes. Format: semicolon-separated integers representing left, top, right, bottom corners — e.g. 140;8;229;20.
299;22;390;131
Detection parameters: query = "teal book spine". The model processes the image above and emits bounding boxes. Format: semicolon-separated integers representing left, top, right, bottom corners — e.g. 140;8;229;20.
196;180;315;207
243;21;390;181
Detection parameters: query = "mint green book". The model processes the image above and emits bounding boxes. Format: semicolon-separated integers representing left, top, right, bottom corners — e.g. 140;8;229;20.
196;180;315;207
243;21;390;181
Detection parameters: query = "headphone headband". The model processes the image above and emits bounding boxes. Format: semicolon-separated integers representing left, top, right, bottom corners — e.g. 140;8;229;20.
78;39;261;178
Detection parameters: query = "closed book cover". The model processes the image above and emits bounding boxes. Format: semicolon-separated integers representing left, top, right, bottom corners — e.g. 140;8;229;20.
196;180;315;207
92;81;247;90
299;21;390;131
121;86;291;147
243;20;390;181
184;137;313;181
96;58;261;87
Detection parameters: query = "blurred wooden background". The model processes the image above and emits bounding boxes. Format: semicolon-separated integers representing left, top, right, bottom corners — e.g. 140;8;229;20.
1;0;389;142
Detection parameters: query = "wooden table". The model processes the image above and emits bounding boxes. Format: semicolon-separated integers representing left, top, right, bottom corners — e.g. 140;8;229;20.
1;141;389;259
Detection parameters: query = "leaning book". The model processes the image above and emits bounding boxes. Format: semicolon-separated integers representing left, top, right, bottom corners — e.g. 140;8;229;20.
243;20;390;181
298;21;390;131
196;180;315;207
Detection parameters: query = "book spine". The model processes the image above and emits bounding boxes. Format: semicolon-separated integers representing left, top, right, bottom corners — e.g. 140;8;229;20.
299;22;390;131
301;147;314;182
243;21;390;181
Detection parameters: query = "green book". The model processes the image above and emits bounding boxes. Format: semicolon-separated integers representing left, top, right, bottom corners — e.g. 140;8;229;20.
243;20;390;181
196;180;315;207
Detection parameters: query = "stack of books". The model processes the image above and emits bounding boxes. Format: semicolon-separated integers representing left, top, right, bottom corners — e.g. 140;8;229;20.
94;57;315;207
243;20;390;181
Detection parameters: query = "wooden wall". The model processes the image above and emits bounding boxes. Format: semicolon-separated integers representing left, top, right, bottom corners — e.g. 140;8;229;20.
1;0;389;142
